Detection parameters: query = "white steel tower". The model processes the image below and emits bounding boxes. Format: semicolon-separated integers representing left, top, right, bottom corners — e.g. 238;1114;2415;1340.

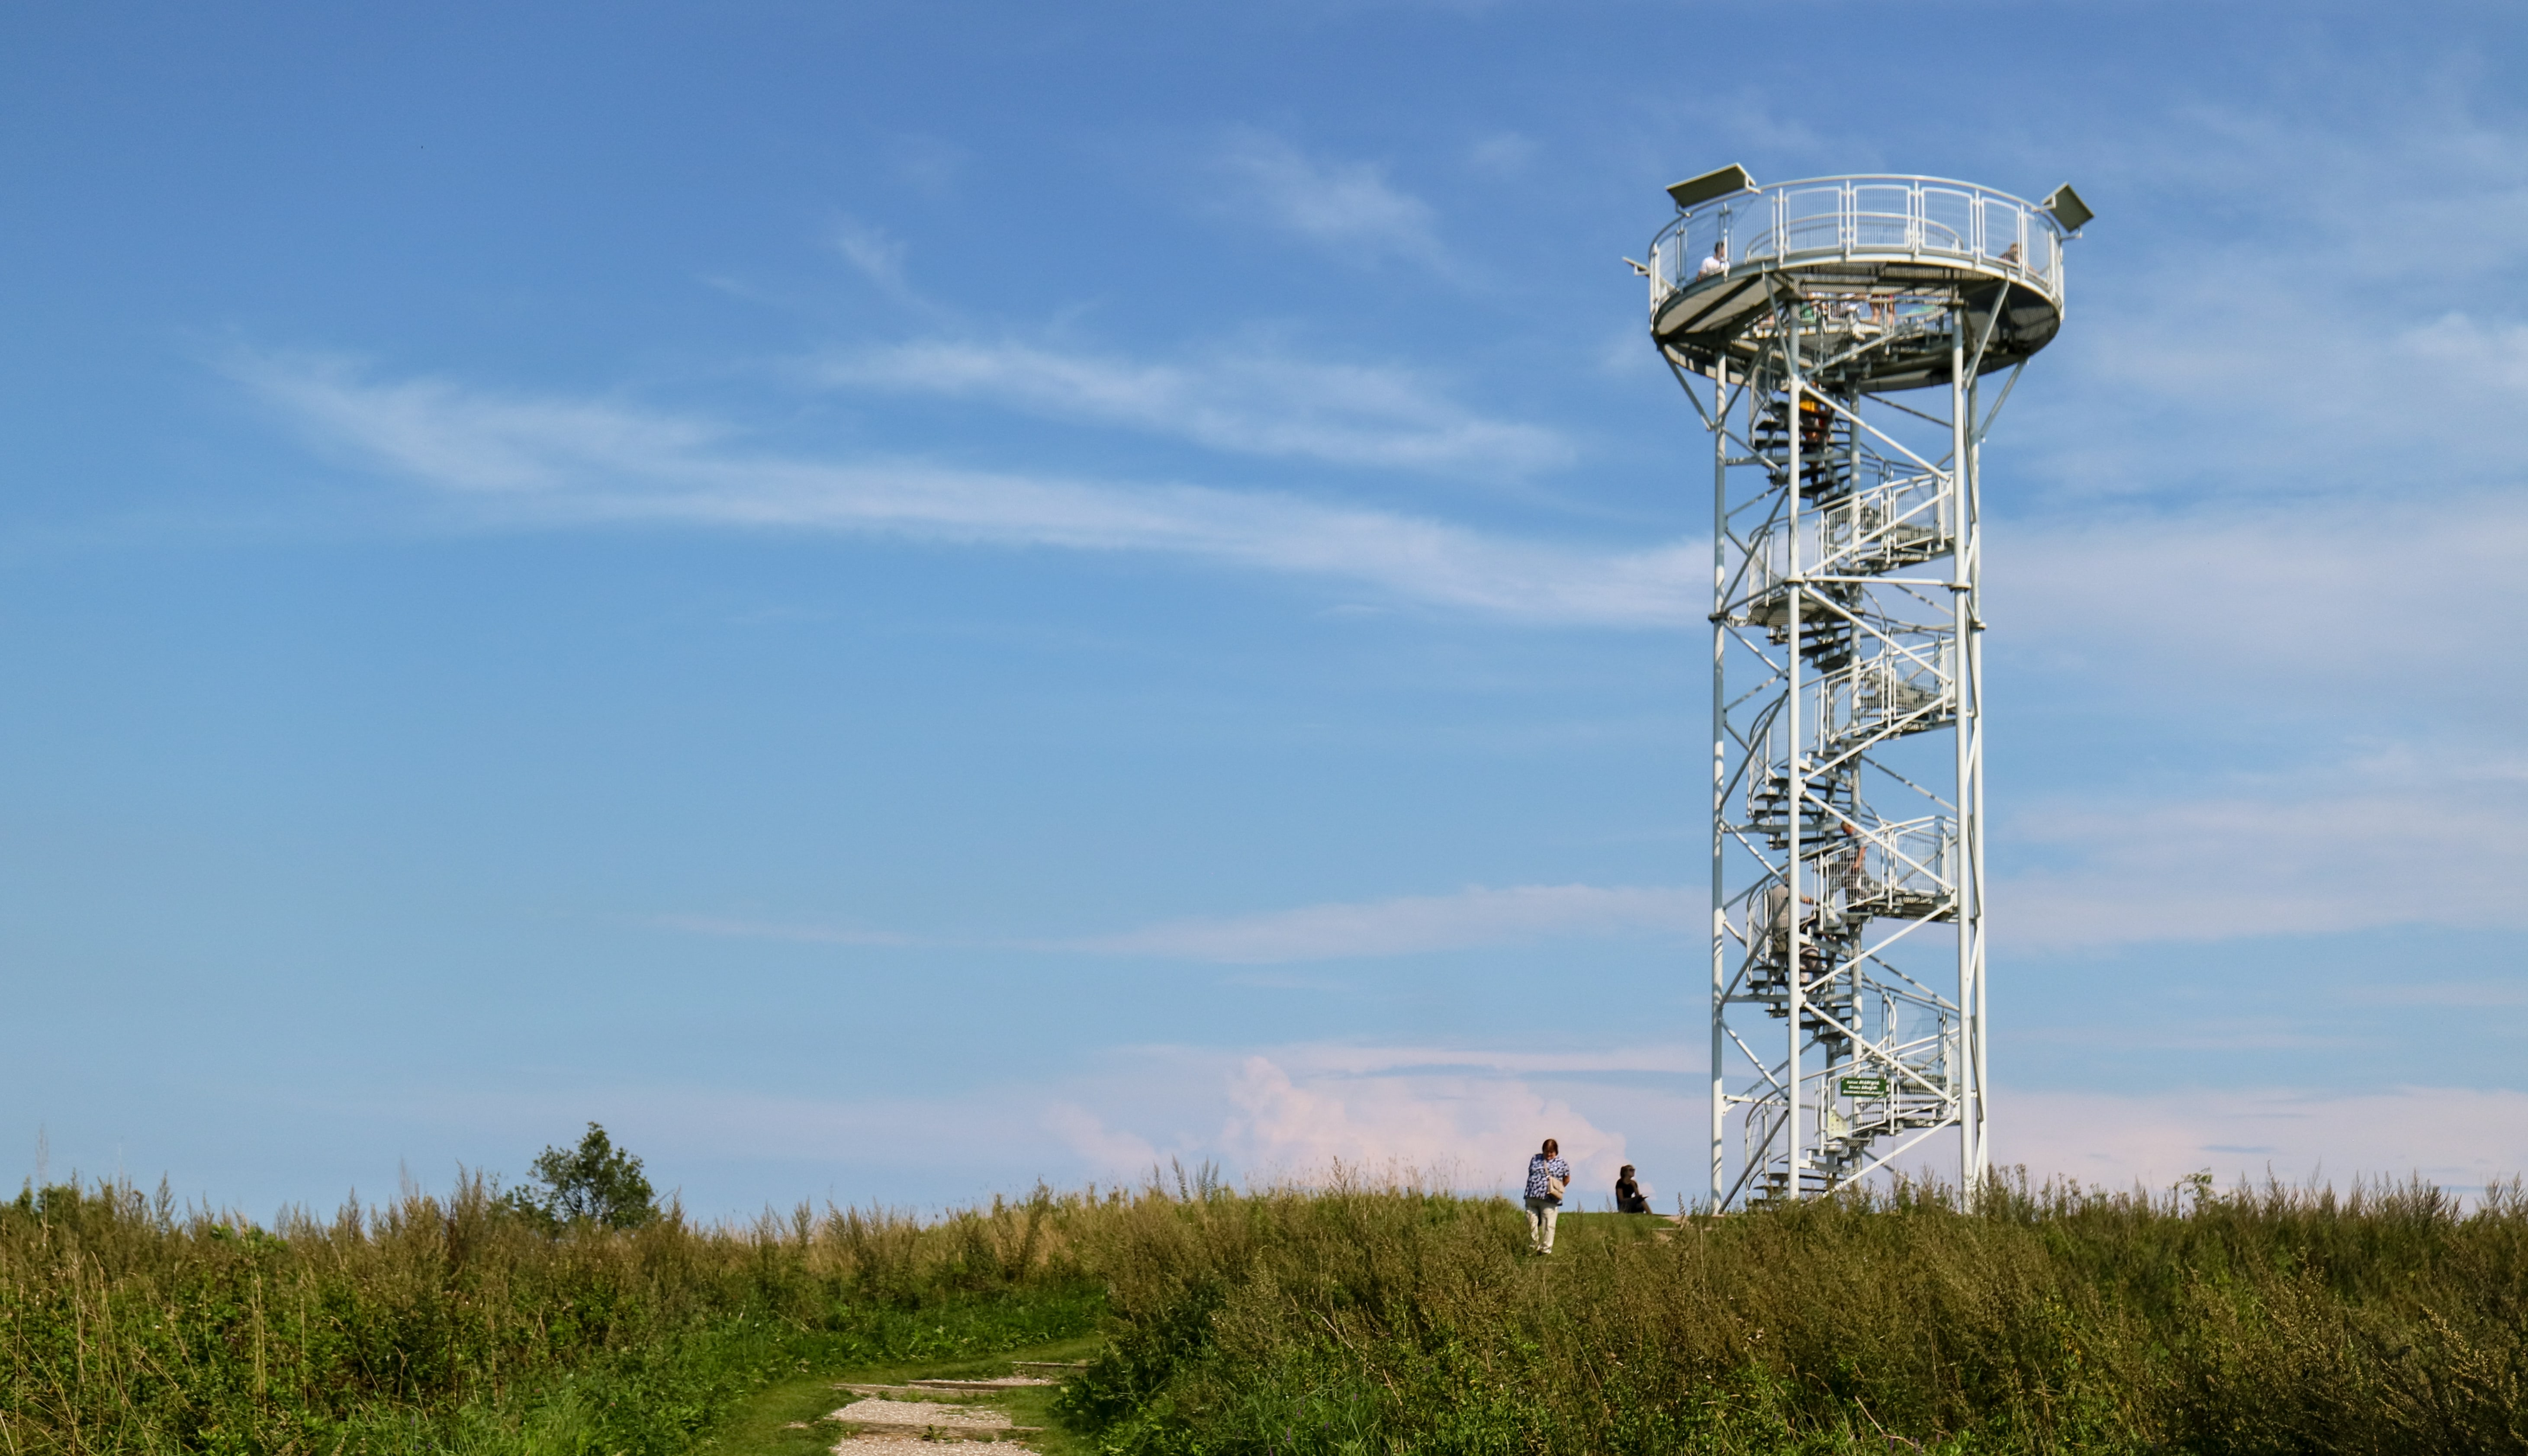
1644;168;2090;1207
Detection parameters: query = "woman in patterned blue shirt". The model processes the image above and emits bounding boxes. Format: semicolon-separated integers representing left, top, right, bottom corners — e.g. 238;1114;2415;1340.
1522;1138;1571;1254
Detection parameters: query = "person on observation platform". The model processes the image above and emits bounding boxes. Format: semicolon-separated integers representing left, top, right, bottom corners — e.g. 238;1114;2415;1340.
1695;241;1729;280
1615;1164;1653;1214
1523;1139;1571;1254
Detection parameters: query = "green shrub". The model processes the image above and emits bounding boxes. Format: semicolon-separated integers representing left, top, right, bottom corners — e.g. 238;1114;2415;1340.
499;1124;659;1232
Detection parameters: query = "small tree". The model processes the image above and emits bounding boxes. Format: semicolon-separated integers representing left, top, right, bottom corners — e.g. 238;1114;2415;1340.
505;1122;659;1230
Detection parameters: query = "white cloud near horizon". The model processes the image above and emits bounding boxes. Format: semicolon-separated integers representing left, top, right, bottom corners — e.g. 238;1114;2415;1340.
236;353;1694;627
1036;1046;1641;1198
1990;1085;2528;1196
1045;1061;2528;1209
566;1047;2524;1214
1220;1054;1628;1190
814;338;1572;476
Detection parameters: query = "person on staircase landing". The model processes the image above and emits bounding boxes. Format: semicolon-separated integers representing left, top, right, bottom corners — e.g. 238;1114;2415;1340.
1615;1164;1652;1214
1758;881;1823;970
1696;240;1728;280
1523;1139;1571;1254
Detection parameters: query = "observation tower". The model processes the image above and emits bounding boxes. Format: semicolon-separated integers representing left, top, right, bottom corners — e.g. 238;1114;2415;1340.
1641;168;2091;1206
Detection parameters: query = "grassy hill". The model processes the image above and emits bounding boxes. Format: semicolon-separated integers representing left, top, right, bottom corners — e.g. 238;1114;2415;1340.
3;1167;2521;1453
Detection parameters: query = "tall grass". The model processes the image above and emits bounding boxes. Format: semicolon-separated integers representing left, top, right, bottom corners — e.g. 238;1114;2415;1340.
0;1175;1101;1454
9;1166;2523;1453
1056;1169;2528;1454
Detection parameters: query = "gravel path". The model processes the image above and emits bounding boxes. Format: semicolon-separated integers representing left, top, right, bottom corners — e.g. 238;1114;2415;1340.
828;1396;1025;1435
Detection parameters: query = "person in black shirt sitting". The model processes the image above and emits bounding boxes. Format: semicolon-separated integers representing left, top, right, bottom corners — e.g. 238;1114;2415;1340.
1615;1164;1652;1214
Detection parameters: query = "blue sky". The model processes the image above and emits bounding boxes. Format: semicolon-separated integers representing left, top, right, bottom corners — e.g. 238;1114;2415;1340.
5;0;2525;1218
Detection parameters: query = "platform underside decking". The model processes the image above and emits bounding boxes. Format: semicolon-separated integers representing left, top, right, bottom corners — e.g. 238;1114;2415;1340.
1655;259;2059;391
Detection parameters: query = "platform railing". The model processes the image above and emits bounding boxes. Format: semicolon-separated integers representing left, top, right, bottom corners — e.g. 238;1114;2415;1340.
1649;176;2064;308
1833;816;1958;921
1822;643;1957;751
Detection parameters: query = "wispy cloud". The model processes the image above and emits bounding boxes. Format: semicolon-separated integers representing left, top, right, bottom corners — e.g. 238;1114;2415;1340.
815;338;1571;475
1084;743;2528;956
1980;498;2528;952
1075;882;1697;963
1991;1084;2528;1195
1999;784;2528;952
1997;500;2528;704
663;775;2528;961
235;353;1693;627
656;887;1701;965
2397;311;2528;397
881;134;967;198
1213;131;1441;263
1463;132;1538;177
1099;751;2528;956
1075;771;2528;957
830;216;914;299
2338;981;2528;1009
2041;276;2528;500
2023;74;2528;507
245;359;726;492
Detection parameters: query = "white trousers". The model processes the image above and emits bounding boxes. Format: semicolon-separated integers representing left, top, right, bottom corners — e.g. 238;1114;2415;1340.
1524;1197;1560;1252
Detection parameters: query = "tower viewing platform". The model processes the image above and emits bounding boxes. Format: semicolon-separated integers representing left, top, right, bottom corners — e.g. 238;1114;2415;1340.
1648;169;2088;390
